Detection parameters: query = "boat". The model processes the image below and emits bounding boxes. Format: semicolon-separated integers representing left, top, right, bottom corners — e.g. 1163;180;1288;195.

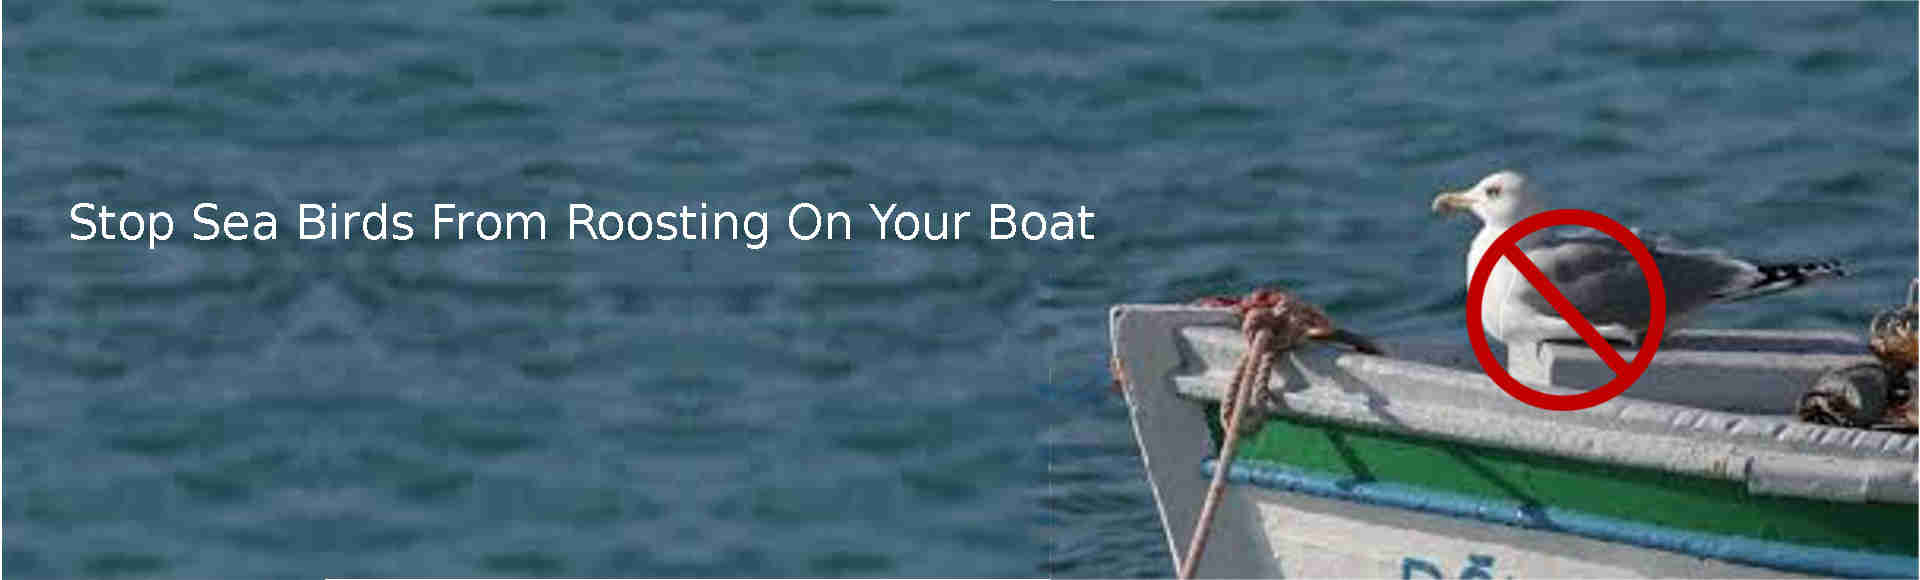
1109;304;1917;578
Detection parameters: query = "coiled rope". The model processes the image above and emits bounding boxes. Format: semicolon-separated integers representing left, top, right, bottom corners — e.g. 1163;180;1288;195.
1178;290;1381;579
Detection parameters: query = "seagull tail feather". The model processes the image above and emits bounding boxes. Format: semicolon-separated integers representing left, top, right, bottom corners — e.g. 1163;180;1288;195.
1717;259;1848;302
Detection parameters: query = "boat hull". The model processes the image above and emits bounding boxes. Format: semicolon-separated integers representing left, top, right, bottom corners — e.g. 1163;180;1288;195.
1248;484;1795;579
1110;304;1918;578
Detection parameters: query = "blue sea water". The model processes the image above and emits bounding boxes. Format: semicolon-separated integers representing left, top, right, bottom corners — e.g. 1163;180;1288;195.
4;1;1915;578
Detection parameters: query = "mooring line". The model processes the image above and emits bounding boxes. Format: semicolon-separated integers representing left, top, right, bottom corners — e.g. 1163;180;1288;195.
1178;289;1381;579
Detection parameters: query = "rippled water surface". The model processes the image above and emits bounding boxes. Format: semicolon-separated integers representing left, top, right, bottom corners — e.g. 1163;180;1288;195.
5;2;1915;578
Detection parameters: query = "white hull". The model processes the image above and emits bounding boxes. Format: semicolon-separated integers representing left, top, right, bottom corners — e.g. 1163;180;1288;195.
1251;488;1792;579
1110;304;1918;579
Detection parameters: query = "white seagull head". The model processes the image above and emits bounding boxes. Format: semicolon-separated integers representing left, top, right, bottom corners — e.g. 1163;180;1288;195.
1431;170;1545;229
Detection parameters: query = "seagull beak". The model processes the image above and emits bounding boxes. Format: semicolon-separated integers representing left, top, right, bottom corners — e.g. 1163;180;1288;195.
1431;190;1475;214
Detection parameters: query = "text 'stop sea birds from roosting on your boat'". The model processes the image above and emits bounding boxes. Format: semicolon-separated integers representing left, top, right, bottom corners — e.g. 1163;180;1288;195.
1431;170;1845;346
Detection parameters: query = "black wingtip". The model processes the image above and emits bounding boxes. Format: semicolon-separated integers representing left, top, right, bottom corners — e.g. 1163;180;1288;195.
1719;259;1847;302
1760;259;1848;280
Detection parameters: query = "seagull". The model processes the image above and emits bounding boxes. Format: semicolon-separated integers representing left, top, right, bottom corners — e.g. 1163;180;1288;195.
1431;170;1845;346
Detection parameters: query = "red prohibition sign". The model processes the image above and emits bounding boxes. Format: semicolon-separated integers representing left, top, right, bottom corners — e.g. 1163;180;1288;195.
1466;209;1667;411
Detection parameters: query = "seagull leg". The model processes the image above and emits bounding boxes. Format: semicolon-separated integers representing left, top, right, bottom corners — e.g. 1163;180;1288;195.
1504;314;1638;348
1593;323;1642;347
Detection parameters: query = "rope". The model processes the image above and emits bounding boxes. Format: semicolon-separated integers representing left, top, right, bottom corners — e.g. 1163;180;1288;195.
1178;289;1362;579
1177;326;1275;580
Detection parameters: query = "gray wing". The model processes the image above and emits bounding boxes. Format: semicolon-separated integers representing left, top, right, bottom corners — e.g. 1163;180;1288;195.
1513;231;1761;329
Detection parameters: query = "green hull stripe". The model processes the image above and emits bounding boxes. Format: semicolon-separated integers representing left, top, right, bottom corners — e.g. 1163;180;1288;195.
1210;410;1916;555
1211;459;1917;578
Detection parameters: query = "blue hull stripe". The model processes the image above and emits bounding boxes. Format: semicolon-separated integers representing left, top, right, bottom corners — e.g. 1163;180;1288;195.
1206;459;1917;579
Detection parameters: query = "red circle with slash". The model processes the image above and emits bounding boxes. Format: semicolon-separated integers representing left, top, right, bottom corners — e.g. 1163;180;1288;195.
1466;209;1667;411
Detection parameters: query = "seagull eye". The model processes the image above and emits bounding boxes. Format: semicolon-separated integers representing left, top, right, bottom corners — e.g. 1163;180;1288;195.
1485;185;1502;197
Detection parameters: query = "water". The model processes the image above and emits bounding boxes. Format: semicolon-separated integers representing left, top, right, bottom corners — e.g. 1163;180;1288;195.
5;2;1914;578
